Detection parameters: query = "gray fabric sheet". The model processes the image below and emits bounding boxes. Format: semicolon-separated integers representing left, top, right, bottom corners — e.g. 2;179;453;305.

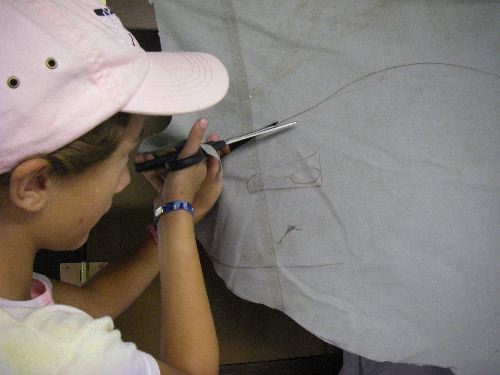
150;1;500;374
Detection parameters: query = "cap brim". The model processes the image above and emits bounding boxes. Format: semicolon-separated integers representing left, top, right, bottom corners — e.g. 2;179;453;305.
122;52;229;115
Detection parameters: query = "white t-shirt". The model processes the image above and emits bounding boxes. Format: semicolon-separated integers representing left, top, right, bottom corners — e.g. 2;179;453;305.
0;273;160;375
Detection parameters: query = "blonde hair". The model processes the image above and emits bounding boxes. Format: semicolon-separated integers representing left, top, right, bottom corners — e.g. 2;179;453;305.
0;112;130;188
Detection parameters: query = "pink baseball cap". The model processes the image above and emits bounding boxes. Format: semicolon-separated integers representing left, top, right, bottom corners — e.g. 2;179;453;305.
0;0;229;174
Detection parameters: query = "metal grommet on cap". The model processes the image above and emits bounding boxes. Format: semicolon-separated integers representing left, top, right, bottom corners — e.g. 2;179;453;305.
45;57;58;69
7;76;20;89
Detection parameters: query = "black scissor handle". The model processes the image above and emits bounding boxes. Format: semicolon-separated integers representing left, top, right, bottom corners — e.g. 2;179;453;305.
168;147;206;171
134;139;227;172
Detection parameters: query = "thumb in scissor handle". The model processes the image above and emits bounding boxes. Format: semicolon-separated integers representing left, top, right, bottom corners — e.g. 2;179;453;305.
167;148;207;171
134;140;227;172
168;139;227;170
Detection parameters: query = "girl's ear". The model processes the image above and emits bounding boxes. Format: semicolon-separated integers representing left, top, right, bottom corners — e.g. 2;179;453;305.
9;159;54;212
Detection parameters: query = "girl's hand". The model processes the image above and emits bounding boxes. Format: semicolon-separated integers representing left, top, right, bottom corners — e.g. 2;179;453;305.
161;118;209;204
191;132;227;221
136;118;230;223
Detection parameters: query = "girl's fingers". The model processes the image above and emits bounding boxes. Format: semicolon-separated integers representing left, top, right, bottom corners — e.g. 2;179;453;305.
206;133;222;178
207;133;231;158
178;118;208;159
206;152;222;179
206;133;219;142
135;153;164;192
134;154;147;163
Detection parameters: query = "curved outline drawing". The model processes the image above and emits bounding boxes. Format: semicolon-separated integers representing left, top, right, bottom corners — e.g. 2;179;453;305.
280;62;499;123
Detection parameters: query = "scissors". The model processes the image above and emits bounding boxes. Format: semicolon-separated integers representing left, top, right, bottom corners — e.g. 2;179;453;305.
134;120;298;173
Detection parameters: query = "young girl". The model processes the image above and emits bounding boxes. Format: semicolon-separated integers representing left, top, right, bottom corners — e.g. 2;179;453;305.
0;1;229;374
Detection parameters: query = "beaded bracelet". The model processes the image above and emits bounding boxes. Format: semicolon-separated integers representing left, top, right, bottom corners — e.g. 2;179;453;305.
153;200;194;224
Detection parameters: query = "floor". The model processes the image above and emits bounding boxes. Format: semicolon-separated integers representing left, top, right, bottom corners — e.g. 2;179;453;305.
219;355;342;375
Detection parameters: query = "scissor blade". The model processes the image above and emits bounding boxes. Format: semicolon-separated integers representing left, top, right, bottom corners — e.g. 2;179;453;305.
134;120;298;172
225;121;298;146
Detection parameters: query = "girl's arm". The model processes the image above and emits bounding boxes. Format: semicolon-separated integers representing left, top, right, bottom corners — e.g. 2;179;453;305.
51;237;159;319
157;210;218;375
156;118;219;374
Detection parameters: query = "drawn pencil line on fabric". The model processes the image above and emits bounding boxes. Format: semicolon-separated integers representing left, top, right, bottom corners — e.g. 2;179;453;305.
279;62;500;124
246;152;322;193
246;62;498;193
276;225;302;244
207;254;344;269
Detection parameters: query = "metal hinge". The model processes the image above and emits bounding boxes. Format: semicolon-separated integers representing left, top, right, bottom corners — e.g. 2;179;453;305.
60;261;108;286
